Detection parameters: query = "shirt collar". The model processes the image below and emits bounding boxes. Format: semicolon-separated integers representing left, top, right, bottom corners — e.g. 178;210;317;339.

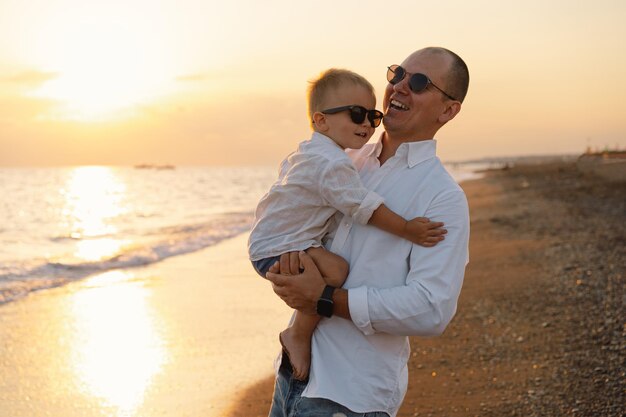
405;139;437;168
310;131;342;149
365;136;383;158
370;134;437;168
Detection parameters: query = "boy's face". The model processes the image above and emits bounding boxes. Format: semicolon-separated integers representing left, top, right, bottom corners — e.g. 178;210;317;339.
316;84;378;150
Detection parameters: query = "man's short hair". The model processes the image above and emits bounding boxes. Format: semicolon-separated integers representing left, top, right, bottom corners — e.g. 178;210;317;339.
423;47;470;103
307;68;375;127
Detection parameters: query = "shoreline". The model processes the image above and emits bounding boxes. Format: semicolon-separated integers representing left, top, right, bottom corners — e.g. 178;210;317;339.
0;159;485;307
0;156;482;306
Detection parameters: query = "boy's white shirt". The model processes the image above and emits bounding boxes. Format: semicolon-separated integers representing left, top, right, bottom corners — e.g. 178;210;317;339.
248;132;384;261
297;137;470;417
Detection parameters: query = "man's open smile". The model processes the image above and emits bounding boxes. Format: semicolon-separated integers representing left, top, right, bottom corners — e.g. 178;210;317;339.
389;99;409;112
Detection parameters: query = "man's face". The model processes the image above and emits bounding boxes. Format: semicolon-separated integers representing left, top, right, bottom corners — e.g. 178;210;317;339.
382;50;453;141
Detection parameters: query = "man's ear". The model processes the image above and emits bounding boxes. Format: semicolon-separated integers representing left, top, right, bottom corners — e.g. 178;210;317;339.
312;112;329;132
438;101;462;124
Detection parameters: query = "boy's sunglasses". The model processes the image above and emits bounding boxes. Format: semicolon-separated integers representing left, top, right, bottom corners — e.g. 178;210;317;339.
321;105;384;128
387;64;457;101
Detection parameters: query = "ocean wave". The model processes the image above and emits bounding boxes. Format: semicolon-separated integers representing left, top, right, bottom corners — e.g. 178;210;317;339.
49;232;116;242
0;213;253;305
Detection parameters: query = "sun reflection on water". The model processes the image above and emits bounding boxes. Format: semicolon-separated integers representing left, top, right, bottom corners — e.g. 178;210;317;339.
73;237;126;262
61;166;129;261
70;271;167;415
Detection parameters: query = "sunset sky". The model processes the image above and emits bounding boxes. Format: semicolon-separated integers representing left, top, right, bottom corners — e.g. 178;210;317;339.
1;0;625;166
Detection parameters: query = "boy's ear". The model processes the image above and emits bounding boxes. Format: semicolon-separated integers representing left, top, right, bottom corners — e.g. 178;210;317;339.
312;112;329;132
438;101;462;124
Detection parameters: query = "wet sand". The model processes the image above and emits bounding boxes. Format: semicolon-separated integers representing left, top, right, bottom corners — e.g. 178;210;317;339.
1;161;623;417
0;234;291;417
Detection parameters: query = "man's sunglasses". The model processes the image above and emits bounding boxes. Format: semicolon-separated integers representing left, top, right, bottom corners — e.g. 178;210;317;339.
387;64;457;101
320;105;384;128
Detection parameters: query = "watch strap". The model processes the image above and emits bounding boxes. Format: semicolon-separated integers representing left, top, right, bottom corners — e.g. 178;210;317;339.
321;285;335;301
317;285;336;318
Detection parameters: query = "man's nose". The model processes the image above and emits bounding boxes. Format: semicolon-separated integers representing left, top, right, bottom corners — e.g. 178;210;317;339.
392;76;410;94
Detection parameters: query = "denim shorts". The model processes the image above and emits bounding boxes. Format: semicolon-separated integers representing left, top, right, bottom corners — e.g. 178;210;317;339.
251;255;282;278
268;352;390;417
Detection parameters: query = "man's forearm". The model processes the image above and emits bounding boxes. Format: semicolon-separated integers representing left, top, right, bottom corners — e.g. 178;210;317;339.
331;288;351;320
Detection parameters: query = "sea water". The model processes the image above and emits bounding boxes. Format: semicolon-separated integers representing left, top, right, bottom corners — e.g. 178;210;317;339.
0;163;486;304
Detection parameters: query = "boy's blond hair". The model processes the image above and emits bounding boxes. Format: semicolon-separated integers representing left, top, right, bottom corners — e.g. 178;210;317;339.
307;68;375;129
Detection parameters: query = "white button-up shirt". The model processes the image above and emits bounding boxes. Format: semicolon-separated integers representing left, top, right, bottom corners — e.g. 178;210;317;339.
302;138;470;416
248;132;384;261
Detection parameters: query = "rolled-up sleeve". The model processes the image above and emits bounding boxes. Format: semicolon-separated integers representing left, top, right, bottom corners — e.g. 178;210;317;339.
351;189;470;337
319;159;384;225
347;285;374;334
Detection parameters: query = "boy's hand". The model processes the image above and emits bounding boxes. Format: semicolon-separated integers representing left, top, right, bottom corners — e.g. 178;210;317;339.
403;217;447;247
267;251;301;275
268;252;302;275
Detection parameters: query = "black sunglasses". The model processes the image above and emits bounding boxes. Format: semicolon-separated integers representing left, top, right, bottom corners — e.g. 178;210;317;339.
320;105;383;128
387;64;457;101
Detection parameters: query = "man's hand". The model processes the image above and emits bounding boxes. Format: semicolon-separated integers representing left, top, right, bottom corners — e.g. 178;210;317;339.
266;251;326;316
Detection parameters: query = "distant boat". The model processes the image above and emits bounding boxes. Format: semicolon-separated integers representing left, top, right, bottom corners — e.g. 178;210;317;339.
134;164;176;170
156;165;176;170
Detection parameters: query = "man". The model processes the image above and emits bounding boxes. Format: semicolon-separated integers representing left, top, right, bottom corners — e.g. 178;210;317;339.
265;47;471;417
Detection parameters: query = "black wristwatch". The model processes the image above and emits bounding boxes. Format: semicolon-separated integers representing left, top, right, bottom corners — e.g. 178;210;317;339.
316;285;336;318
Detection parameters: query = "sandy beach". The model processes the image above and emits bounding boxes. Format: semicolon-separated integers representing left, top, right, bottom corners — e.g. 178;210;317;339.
1;160;623;416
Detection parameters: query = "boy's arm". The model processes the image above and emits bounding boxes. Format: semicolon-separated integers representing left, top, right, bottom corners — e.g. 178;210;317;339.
319;161;445;246
368;204;447;247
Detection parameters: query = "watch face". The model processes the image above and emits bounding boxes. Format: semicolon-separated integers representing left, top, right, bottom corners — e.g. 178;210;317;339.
317;298;333;318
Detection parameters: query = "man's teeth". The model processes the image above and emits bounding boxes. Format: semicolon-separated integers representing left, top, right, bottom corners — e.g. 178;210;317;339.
356;133;366;137
391;100;409;110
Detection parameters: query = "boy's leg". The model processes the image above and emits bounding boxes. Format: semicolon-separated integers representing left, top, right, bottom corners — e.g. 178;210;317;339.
279;247;349;381
280;312;319;381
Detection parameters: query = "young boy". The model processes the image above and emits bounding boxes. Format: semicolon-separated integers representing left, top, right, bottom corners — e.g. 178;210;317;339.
248;68;446;380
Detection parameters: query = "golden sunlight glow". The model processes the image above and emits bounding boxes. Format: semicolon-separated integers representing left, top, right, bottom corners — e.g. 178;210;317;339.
70;271;166;414
1;1;623;163
31;19;171;121
74;238;126;262
62;167;128;261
